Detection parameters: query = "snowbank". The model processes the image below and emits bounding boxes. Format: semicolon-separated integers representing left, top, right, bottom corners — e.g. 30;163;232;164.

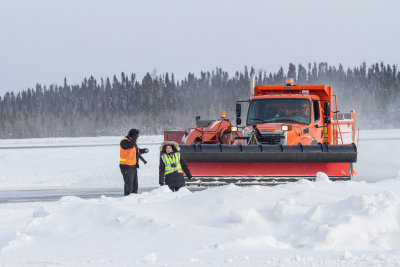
1;180;399;265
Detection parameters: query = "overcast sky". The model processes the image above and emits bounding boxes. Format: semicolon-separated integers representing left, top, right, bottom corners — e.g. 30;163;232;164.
0;0;399;95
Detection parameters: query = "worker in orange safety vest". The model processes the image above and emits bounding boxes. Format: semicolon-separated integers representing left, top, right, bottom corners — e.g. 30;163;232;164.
120;128;149;195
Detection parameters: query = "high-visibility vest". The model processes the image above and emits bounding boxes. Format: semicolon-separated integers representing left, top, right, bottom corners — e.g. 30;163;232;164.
120;137;137;166
161;152;183;175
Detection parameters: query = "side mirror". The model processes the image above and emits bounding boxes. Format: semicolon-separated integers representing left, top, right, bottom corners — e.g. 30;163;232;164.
324;102;331;124
236;103;241;118
236;117;242;125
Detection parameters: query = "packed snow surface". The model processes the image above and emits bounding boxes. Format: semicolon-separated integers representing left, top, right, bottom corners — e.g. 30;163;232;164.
0;129;399;265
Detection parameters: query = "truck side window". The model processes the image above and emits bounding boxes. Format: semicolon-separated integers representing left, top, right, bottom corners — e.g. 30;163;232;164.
313;100;320;122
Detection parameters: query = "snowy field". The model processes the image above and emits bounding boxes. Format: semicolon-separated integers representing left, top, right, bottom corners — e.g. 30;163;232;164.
0;130;399;266
0;135;163;189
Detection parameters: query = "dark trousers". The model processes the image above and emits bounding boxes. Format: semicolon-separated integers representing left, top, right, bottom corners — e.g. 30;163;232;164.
165;171;185;192
168;185;182;192
120;164;138;196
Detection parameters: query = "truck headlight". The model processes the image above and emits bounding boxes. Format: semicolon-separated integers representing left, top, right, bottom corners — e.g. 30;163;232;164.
281;125;292;131
230;126;238;132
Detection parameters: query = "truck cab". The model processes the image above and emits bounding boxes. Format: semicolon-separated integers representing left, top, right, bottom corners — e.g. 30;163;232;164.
235;79;356;146
239;94;324;145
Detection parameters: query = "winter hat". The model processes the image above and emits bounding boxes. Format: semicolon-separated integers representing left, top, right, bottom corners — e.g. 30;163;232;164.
160;141;180;153
128;129;139;138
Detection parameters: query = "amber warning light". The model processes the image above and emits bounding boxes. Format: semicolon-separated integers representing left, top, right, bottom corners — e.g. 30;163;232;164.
286;78;294;86
221;110;226;118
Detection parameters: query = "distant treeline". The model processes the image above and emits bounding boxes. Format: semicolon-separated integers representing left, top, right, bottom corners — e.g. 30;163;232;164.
0;62;399;138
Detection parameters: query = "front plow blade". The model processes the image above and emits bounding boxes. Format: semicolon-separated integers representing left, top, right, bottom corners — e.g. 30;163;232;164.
180;144;357;187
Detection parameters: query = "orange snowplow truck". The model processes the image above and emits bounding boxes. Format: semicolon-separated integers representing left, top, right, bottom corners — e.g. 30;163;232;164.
164;78;357;187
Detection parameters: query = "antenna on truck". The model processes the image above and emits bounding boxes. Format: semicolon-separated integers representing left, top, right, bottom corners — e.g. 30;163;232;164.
250;74;256;98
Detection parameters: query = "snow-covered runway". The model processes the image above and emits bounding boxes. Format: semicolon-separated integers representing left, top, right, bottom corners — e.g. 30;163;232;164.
0;187;155;203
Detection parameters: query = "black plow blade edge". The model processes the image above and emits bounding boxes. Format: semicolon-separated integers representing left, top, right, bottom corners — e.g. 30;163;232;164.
179;144;357;163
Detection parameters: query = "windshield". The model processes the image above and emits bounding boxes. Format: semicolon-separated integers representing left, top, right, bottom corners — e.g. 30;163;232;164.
247;98;311;125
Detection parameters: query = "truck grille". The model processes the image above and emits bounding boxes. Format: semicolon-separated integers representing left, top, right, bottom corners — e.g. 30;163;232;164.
260;134;284;145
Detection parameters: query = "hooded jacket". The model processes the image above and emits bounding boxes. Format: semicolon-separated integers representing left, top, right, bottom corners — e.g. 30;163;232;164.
159;141;192;186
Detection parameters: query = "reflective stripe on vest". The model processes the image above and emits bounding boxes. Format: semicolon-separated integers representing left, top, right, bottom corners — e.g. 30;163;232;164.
120;137;137;166
161;152;183;175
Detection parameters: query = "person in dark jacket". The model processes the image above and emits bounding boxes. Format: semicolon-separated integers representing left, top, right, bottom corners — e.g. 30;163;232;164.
159;141;192;192
120;128;149;196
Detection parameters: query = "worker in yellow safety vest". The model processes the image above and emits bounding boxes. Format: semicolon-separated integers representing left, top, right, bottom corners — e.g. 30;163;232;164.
120;128;149;195
159;141;192;192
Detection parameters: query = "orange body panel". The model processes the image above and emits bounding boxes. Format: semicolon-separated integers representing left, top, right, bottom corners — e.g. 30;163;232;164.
171;119;236;145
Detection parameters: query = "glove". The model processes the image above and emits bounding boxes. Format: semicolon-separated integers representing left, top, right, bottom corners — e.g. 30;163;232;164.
143;159;147;164
143;148;149;153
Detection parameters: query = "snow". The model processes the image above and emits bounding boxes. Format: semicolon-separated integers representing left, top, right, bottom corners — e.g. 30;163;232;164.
355;129;400;182
0;130;400;265
1;181;400;265
0;135;163;189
